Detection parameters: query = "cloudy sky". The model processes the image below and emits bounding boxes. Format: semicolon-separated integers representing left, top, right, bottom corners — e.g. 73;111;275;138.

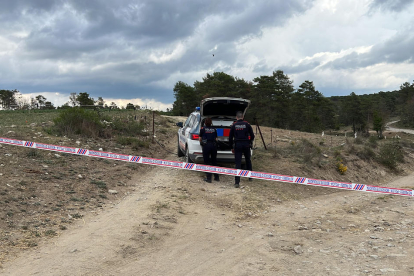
1;0;413;109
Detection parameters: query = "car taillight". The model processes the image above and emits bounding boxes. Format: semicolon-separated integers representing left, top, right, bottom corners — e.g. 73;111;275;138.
191;134;199;140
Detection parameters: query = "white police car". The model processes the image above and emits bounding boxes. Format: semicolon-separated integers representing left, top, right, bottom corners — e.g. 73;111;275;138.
177;97;251;163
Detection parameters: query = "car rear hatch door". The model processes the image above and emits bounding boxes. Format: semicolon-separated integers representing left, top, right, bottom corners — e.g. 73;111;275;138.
200;97;250;118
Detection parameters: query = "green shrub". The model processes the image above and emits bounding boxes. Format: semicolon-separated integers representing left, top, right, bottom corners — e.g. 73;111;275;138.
53;108;105;138
368;136;378;148
90;180;107;189
299;139;321;163
377;142;404;170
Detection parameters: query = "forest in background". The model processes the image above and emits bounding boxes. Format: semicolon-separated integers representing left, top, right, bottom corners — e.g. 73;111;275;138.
171;71;414;135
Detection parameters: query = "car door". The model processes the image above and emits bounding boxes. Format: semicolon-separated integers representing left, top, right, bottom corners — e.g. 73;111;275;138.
179;114;194;151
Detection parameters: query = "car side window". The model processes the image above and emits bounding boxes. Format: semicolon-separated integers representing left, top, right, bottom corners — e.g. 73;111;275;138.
183;115;192;128
188;115;196;128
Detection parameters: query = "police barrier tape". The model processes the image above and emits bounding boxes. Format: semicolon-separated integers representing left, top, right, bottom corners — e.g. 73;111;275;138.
1;136;413;197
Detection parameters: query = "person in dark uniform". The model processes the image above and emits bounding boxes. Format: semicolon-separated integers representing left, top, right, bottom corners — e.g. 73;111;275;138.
199;117;220;183
229;111;255;188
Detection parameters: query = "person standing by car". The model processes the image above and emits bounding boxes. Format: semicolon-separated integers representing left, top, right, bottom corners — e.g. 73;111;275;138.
199;117;220;183
229;111;255;188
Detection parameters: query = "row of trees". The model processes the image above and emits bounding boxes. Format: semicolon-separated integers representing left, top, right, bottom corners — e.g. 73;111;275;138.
0;89;55;110
172;71;336;132
0;91;141;110
172;71;414;133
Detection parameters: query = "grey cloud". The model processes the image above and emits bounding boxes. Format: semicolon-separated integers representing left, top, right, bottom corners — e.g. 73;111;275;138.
12;0;313;61
204;1;312;44
323;31;414;70
0;0;314;104
280;61;321;74
369;0;414;12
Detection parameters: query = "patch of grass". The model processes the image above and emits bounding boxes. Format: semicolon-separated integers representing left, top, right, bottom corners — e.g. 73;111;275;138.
26;149;42;158
154;201;169;213
71;213;83;219
44;230;57;236
90;180;107;189
26;241;38;247
70;197;82;202
354;137;363;144
111;117;145;136
116;136;150;149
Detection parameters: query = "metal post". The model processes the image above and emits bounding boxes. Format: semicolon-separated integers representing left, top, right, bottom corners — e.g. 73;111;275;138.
152;111;155;142
271;129;273;146
254;119;267;150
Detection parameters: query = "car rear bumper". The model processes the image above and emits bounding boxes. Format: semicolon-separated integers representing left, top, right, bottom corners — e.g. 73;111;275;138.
189;152;246;164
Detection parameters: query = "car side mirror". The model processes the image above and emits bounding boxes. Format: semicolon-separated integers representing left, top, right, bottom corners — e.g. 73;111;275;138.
176;122;183;128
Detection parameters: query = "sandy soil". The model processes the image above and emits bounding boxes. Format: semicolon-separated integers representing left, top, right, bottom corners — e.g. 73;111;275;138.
2;152;414;275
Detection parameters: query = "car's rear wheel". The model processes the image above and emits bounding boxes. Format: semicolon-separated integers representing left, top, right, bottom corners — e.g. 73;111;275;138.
185;146;193;163
177;137;184;157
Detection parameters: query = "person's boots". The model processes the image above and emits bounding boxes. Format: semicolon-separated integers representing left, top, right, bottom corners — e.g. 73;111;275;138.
234;183;240;188
214;175;220;181
204;178;212;183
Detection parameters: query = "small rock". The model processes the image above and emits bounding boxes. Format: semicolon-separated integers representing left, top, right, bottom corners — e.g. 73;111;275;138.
267;232;274;237
319;249;330;254
238;224;243;228
294;245;303;254
108;190;118;194
76;141;81;145
70;249;78;253
78;174;83;179
5;153;12;157
370;236;379;239
54;154;61;158
380;268;398;272
323;154;328;158
298;225;308;230
369;255;379;259
99;148;103;151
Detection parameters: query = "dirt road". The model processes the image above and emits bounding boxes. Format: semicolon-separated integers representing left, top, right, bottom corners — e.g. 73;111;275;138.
2;151;414;275
386;121;414;135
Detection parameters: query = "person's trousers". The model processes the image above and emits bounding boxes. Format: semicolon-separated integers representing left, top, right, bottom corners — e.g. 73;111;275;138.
234;143;252;184
202;143;218;180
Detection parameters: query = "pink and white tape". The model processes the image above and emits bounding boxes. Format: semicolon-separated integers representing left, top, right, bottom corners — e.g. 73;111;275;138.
1;137;412;197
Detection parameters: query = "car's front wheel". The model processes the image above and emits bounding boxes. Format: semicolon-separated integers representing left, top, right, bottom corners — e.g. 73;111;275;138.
177;137;184;157
185;146;193;163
